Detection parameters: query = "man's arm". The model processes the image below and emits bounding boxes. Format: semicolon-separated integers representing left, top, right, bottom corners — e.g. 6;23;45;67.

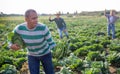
44;26;56;50
49;16;55;22
62;19;67;28
104;9;106;16
8;39;20;51
8;26;21;51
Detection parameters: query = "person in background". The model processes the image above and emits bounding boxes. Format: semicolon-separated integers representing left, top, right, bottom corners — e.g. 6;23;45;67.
49;12;69;39
9;9;56;74
104;9;119;39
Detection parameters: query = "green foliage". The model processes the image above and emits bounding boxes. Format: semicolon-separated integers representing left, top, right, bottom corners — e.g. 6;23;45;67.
0;64;17;74
87;51;104;61
3;56;13;65
58;66;74;74
117;68;120;74
52;58;61;68
68;43;78;51
13;51;27;58
84;68;102;74
108;40;120;52
87;44;104;52
0;49;27;72
1;15;120;73
91;61;103;68
52;39;71;60
0;55;5;67
106;52;120;67
74;47;88;57
59;53;84;71
14;58;27;70
100;40;110;48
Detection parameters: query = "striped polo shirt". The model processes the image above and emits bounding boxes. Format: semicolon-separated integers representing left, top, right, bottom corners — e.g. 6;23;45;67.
14;22;56;56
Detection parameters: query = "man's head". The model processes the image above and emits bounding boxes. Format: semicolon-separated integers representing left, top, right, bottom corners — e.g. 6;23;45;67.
55;11;61;18
25;9;37;18
110;9;116;16
25;9;38;29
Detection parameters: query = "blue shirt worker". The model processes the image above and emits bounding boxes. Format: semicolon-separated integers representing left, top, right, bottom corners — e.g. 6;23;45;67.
104;9;119;39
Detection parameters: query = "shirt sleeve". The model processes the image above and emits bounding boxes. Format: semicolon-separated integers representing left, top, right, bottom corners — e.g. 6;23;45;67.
62;18;66;28
44;26;56;50
105;14;110;18
49;18;55;22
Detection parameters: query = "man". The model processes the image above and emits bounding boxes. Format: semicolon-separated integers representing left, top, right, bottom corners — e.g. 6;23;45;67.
49;12;69;39
104;9;119;39
9;9;56;74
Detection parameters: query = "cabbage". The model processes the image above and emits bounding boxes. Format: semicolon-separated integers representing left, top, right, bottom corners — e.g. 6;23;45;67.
12;33;26;49
7;32;26;49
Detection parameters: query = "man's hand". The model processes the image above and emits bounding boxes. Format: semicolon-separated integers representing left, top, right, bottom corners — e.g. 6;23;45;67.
49;16;51;20
104;9;107;16
10;44;21;51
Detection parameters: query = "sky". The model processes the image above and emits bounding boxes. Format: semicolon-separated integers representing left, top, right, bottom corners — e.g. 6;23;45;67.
0;0;120;14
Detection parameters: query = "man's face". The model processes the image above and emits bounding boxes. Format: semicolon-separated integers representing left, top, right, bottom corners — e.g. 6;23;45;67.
26;12;38;28
56;14;60;19
110;10;116;16
112;11;116;15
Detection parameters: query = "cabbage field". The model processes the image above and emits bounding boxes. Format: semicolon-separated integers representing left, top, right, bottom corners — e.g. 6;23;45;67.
0;15;120;74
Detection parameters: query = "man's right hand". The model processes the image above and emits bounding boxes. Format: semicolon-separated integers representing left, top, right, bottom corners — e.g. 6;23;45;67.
10;44;20;51
49;16;51;19
104;9;106;16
